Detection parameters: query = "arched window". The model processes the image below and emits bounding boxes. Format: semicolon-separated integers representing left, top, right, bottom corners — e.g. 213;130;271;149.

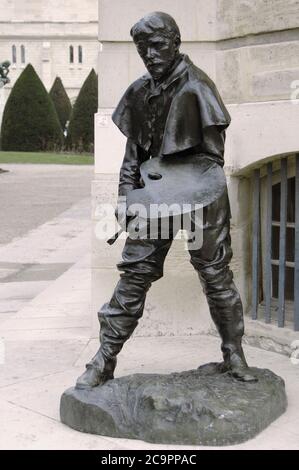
21;45;25;64
78;45;83;64
69;45;74;64
12;45;17;64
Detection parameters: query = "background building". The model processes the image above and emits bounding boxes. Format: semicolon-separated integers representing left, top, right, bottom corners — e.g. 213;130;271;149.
94;0;299;352
0;0;98;123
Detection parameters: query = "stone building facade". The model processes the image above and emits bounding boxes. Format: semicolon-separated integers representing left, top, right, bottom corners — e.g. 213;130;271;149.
0;0;98;123
94;0;299;353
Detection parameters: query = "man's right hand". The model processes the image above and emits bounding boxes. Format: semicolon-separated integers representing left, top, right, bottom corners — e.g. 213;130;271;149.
115;197;134;231
115;205;127;230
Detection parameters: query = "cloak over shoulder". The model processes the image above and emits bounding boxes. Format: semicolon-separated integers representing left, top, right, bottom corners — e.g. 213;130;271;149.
112;55;231;156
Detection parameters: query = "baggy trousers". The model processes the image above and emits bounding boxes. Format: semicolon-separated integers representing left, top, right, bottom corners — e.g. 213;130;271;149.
97;190;245;366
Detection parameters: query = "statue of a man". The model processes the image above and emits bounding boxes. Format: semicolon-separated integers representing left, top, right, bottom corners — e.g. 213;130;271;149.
76;11;256;388
0;61;10;88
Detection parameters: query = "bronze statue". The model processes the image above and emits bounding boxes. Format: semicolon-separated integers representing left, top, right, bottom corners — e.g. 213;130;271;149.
76;11;256;388
0;61;10;88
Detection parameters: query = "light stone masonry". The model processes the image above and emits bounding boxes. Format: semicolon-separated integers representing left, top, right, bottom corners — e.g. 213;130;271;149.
0;0;98;116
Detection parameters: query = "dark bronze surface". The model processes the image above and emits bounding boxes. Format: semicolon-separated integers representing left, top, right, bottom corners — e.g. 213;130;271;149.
127;154;227;218
62;364;287;445
75;11;257;393
112;53;230;162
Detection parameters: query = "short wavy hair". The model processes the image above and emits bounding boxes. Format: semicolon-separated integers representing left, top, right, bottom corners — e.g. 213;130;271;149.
130;11;181;44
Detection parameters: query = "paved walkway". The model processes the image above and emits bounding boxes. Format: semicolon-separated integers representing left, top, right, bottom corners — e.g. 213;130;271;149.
0;198;91;323
0;164;93;245
0;164;92;322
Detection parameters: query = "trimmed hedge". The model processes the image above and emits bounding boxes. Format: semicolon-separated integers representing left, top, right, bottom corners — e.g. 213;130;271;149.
1;64;63;151
67;69;98;152
50;76;72;132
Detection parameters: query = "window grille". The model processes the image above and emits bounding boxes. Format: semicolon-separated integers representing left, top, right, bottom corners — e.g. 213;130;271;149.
251;154;299;330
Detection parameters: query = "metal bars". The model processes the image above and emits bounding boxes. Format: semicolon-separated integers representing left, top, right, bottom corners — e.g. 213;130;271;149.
252;157;298;330
252;169;260;320
295;154;299;331
278;158;288;327
265;163;272;323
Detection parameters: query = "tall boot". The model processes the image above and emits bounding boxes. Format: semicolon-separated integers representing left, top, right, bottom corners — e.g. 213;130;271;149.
76;308;139;389
75;349;117;389
209;304;257;382
220;336;257;382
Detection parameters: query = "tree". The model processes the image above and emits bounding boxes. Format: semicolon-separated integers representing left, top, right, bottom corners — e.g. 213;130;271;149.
67;69;98;152
1;64;63;151
49;76;72;132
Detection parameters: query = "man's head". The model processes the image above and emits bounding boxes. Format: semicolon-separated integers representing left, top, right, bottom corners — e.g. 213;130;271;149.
131;12;181;81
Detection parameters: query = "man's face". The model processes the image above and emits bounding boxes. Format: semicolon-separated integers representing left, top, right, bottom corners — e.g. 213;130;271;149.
135;33;179;81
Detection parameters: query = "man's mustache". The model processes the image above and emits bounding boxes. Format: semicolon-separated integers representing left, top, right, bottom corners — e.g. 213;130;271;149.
146;61;163;66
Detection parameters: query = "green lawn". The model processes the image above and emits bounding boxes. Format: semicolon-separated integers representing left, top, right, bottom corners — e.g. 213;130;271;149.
0;151;94;165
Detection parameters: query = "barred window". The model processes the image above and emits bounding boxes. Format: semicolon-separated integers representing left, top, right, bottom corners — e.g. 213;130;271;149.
271;177;295;301
251;155;299;330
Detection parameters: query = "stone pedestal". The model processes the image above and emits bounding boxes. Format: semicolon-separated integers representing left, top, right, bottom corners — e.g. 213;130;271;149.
60;363;287;446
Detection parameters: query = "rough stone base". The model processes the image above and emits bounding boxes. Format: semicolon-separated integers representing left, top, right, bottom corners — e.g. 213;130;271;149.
60;363;287;446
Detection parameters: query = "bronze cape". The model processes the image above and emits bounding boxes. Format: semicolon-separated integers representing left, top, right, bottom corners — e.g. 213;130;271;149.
112;54;230;159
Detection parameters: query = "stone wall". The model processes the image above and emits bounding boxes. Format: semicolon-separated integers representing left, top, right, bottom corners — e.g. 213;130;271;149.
0;0;98;22
216;0;299;39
